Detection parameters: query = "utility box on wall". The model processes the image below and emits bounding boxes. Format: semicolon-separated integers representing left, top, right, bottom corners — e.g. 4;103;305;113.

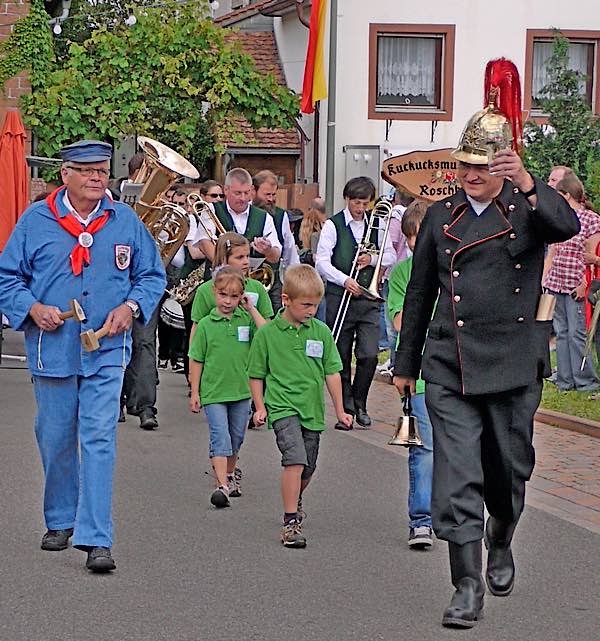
344;145;381;193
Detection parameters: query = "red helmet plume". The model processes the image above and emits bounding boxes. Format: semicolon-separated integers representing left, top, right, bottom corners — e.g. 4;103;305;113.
484;58;523;155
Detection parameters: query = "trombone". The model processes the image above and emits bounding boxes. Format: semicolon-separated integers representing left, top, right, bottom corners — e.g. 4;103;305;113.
186;192;227;246
186;193;275;291
331;199;393;343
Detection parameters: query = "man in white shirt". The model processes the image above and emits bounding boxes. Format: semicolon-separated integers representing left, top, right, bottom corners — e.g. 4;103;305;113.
315;177;396;429
194;168;282;270
252;169;300;310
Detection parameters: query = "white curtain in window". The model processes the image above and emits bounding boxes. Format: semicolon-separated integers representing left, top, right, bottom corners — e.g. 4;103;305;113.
532;41;589;98
377;36;437;103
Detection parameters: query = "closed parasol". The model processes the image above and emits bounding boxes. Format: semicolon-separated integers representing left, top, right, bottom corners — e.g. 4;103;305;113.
0;110;28;253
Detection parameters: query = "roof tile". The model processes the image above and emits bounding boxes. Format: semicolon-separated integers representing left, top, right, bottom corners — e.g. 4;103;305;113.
220;31;300;151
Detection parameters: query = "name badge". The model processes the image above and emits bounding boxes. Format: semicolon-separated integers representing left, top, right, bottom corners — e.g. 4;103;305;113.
245;291;259;307
305;339;323;358
238;326;250;342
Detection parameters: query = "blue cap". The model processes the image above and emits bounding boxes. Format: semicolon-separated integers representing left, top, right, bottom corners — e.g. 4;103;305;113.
59;140;113;163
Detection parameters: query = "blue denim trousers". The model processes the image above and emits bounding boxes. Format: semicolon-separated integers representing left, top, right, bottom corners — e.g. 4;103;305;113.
33;366;124;548
407;393;433;529
203;399;251;458
552;292;600;391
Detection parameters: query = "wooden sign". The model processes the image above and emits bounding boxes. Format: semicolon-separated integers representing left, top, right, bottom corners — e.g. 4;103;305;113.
381;148;459;201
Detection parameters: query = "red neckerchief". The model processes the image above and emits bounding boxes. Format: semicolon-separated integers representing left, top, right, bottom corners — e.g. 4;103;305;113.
46;187;111;276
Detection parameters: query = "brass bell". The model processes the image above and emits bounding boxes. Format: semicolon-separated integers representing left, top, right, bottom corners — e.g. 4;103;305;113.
388;386;424;447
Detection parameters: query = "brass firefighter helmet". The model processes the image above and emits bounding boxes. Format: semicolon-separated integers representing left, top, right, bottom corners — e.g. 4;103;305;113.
451;104;513;165
451;58;523;165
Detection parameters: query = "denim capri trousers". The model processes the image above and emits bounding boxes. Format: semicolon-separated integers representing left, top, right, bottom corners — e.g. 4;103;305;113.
203;399;251;458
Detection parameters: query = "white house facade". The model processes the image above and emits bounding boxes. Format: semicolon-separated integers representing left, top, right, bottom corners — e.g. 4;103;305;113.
271;0;600;210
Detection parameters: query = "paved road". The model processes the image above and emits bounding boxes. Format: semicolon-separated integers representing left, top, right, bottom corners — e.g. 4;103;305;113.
1;336;599;641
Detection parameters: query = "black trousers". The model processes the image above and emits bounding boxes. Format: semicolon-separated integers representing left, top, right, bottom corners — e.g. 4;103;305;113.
121;305;160;414
268;272;283;314
326;292;379;414
425;381;543;545
182;301;193;381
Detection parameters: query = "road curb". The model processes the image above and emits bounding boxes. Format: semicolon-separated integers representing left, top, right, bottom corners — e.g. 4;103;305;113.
374;371;600;440
534;408;600;439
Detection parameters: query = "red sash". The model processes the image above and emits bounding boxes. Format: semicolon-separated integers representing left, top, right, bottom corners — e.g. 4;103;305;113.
46;187;110;276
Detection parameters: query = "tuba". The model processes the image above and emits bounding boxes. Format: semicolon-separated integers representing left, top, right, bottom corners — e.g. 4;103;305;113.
133;136;200;266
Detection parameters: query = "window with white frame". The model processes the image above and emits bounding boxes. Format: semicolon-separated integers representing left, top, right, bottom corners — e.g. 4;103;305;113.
368;24;455;121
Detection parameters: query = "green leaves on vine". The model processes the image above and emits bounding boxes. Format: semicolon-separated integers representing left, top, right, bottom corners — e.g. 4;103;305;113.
4;1;299;175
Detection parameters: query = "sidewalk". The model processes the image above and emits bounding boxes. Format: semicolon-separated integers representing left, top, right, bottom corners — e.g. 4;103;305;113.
327;376;600;535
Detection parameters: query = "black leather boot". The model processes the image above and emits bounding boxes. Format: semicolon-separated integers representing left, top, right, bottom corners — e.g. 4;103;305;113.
442;541;485;628
484;517;517;596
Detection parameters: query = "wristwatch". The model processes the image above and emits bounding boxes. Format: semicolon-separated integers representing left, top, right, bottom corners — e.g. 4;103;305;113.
125;299;140;319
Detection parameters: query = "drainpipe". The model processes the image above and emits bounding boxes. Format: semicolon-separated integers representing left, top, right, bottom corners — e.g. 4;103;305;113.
325;0;337;216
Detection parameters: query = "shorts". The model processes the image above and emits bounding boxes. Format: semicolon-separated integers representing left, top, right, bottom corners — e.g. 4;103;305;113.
272;415;321;480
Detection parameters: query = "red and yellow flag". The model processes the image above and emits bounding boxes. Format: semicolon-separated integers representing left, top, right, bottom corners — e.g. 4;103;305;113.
300;0;328;114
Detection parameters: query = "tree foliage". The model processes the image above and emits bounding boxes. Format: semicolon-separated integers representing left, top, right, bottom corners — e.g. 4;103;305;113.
9;1;299;173
0;0;54;89
523;33;600;210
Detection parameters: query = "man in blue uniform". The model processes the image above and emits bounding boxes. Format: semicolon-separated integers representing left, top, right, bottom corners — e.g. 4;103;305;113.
0;140;165;573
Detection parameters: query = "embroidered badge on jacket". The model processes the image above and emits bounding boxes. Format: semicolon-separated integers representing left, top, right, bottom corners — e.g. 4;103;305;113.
115;244;131;270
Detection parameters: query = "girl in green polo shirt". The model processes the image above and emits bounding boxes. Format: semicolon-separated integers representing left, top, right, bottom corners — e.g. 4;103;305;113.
190;232;273;335
188;267;267;509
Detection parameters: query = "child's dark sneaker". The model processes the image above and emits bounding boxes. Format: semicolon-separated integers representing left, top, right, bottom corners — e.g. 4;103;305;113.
408;526;433;548
227;474;241;498
281;519;306;548
210;485;230;508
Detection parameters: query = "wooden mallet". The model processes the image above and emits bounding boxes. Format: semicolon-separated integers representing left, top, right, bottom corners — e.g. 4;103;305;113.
58;299;87;323
80;318;112;352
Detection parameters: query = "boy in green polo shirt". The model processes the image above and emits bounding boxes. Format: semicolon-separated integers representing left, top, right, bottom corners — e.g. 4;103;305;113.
248;265;353;548
388;201;434;549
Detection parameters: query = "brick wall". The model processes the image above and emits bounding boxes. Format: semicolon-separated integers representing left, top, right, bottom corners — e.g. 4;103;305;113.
0;1;32;156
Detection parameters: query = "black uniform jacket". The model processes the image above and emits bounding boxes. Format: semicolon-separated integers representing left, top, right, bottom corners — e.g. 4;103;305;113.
394;178;580;395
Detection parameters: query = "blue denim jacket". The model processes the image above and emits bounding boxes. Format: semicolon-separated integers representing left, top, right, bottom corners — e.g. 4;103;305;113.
0;191;166;377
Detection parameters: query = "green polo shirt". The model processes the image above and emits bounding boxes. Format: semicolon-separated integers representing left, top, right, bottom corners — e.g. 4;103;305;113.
191;277;273;324
188;307;253;405
247;311;343;431
387;256;425;395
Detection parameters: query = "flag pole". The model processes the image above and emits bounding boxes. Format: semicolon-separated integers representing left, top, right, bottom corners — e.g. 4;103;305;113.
324;0;337;217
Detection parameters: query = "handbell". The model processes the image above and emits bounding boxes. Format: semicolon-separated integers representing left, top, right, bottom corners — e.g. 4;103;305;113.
388;386;423;447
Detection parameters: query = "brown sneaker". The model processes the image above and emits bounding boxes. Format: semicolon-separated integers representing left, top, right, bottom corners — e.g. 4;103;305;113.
281;519;307;548
296;497;306;524
227;475;241;498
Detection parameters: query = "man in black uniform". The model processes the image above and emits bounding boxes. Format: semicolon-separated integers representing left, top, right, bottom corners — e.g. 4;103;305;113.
393;60;580;628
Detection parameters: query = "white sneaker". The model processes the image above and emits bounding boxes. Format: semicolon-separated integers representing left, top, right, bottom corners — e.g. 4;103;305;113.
210;485;230;508
376;359;391;373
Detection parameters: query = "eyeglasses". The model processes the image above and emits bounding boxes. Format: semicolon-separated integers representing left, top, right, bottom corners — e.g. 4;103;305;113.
66;166;110;178
207;192;224;198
